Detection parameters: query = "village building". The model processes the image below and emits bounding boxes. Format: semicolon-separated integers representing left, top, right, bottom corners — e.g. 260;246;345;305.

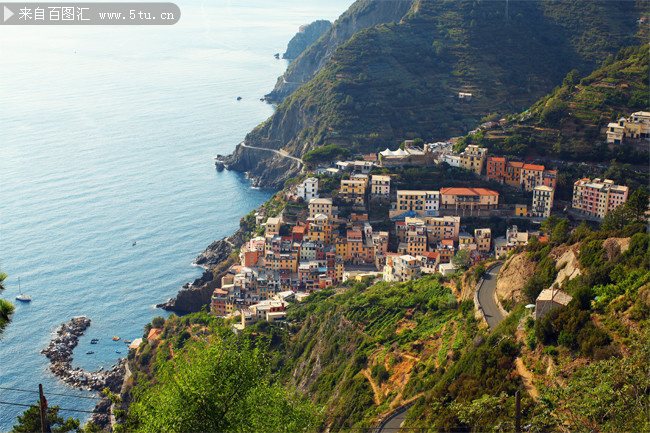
424;215;461;243
340;179;367;207
486;156;506;182
532;185;554;218
439;187;499;212
459;145;488;175
295;177;319;202
474;228;492;253
309;197;333;218
572;178;629;219
606;111;650;145
535;288;573;320
370;175;391;197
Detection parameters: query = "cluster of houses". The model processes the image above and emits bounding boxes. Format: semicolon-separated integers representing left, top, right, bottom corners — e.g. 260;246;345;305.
606;111;650;147
213;123;635;323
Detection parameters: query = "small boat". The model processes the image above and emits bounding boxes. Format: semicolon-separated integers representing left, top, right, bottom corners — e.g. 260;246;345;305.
116;350;121;354
236;96;242;101
90;339;99;344
112;336;121;341
15;278;31;302
124;339;132;344
86;351;94;355
132;241;137;246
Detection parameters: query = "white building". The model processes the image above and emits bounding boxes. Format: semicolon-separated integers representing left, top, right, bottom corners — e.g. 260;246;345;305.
535;288;572;320
295;177;319;202
532;185;554;218
424;191;440;216
441;153;461;167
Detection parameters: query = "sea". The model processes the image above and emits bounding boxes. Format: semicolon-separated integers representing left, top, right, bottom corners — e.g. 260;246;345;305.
0;0;350;428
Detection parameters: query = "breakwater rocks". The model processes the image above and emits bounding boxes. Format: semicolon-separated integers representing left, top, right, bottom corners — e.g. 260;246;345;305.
41;317;125;392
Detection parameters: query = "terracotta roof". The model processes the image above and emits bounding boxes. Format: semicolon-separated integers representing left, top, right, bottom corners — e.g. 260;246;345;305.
523;164;545;171
441;239;454;246
488;156;506;162
508;161;524;168
422;251;439;260
292;225;307;234
440;187;499;196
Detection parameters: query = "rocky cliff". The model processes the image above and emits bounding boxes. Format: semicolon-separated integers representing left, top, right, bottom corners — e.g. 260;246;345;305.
266;0;414;103
223;143;303;189
283;20;332;60
157;226;250;313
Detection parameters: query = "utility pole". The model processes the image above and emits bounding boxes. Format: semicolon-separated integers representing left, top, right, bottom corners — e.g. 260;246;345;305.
38;384;47;433
515;390;521;433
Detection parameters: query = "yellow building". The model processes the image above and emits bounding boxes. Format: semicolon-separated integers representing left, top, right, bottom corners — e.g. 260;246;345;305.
340;179;367;206
424;215;460;243
459;145;487;175
515;204;528;217
474;228;491;253
265;217;282;237
309;198;333;218
305;214;332;244
266;251;298;273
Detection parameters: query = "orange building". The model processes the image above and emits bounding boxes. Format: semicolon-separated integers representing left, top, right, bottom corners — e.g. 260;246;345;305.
486;157;506;182
505;161;524;186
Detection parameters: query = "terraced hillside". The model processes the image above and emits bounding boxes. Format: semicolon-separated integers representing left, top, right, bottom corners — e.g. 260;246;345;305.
244;0;647;160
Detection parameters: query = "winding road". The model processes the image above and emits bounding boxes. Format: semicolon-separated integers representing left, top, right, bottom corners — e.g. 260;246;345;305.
477;263;505;330
239;142;303;164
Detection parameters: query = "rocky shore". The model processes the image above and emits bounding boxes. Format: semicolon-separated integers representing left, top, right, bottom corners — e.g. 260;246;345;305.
41;317;126;429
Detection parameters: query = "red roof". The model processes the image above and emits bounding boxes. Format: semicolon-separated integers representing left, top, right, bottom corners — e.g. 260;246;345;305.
292;225;307;234
441;239;454;246
347;230;362;238
523;164;545;171
440;187;499;196
508;161;524;168
488;156;506;162
422;251;439;260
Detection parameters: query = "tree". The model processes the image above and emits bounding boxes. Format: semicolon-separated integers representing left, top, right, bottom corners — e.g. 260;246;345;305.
452;249;471;270
625;187;649;223
0;270;15;338
129;337;320;433
12;402;81;433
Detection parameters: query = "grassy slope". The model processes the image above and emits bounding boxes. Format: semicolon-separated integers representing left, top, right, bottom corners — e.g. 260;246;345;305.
247;0;647;156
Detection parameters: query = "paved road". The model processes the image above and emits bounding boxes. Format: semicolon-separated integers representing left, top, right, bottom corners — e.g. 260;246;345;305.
378;405;410;433
477;263;505;330
239;142;303;164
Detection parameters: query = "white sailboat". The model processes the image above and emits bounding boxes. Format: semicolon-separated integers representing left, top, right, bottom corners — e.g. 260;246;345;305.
15;277;31;302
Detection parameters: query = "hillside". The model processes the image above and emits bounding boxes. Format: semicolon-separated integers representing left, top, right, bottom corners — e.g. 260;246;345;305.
266;0;415;102
117;220;649;431
457;44;650;164
230;0;648;188
282;20;332;60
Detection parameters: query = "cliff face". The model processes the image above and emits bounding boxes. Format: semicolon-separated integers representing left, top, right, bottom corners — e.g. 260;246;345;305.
283;20;332;60
266;0;414;103
224;143;303;188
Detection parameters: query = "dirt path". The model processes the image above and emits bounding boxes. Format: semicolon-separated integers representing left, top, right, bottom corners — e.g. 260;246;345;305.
362;368;383;405
515;357;538;400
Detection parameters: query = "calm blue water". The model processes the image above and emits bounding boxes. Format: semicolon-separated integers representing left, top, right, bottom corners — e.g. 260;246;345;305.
0;0;349;428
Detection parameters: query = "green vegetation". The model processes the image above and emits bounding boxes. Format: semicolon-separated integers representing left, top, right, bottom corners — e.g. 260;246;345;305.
302;144;351;166
247;1;647;156
11;403;81;433
127;337;318;433
0;269;14;338
464;45;649;163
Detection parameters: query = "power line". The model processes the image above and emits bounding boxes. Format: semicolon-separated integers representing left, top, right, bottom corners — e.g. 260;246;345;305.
0;386;100;400
0;401;96;414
